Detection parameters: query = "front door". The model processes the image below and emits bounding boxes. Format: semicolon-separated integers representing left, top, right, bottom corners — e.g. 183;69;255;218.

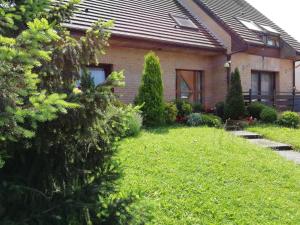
176;70;202;103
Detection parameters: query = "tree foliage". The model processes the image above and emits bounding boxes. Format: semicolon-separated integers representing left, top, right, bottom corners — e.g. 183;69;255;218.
136;52;165;126
0;1;135;224
224;68;245;119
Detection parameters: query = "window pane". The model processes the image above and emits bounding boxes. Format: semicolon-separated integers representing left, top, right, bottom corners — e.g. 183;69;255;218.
89;67;106;85
261;73;273;95
180;78;190;100
239;19;263;32
251;73;259;95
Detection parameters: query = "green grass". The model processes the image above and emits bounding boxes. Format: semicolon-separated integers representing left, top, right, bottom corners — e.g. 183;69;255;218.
117;127;300;225
248;125;300;150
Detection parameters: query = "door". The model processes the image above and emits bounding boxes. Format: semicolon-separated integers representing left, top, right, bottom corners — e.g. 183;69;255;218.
251;71;275;102
176;70;202;103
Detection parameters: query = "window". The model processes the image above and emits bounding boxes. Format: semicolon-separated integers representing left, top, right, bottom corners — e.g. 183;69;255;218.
259;25;280;35
79;64;112;87
239;19;264;32
266;36;280;47
251;71;275;103
176;70;202;103
89;67;106;85
171;14;198;29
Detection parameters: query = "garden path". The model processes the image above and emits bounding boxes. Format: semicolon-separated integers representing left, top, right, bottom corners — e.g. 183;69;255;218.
231;131;300;164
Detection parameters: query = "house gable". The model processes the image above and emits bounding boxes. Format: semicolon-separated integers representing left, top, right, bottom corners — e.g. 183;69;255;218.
192;0;300;59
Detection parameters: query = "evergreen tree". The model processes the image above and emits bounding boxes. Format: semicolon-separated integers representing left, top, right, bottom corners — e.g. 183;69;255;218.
136;52;165;126
0;1;134;224
224;68;246;119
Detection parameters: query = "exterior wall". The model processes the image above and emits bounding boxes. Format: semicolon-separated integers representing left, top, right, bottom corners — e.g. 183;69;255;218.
182;0;232;53
100;45;227;108
231;53;294;92
296;62;300;91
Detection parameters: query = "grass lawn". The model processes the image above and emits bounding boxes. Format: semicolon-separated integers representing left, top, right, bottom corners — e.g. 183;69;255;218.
248;125;300;150
117;126;300;225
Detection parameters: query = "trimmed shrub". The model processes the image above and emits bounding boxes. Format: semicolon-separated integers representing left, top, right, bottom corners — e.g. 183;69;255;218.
187;113;202;126
247;102;267;119
201;114;222;128
164;102;178;124
136;52;165;126
224;68;245;119
278;111;300;128
187;113;222;127
175;100;193;117
193;103;204;113
260;107;278;123
126;112;143;137
215;102;225;119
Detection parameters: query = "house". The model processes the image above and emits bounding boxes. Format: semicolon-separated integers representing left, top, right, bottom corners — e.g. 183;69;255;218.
64;0;300;109
296;62;300;91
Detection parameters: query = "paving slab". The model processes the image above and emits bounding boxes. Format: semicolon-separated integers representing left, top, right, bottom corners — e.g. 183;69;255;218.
230;131;263;139
248;139;293;151
277;151;300;164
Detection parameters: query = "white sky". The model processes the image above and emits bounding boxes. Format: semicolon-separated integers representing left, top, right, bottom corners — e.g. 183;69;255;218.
246;0;300;42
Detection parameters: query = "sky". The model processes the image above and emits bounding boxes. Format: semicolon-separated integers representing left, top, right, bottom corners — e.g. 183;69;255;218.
246;0;300;42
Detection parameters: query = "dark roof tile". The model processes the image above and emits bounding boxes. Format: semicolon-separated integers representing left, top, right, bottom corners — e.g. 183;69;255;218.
63;0;225;50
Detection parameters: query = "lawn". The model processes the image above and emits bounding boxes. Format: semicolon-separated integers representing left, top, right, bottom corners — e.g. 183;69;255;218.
117;126;300;225
248;125;300;150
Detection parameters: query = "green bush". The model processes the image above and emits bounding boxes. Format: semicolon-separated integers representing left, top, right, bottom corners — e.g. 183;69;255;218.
260;107;278;123
136;52;165;126
187;113;222;127
193;103;204;113
224;68;246;119
175;100;193;117
247;102;267;119
126;112;143;137
278;111;300;128
215;102;225;119
164;102;178;124
201;114;222;128
187;113;202;126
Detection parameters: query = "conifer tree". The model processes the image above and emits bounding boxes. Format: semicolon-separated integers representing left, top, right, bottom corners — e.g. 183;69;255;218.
224;68;246;119
136;52;165;126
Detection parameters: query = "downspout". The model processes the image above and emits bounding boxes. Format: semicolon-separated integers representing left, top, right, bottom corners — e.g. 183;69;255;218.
226;45;249;90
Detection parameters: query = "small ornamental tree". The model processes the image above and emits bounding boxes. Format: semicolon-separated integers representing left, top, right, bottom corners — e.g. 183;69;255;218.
224;68;246;119
136;52;165;126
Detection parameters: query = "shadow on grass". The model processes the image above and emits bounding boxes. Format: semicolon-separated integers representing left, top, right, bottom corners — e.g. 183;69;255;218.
145;124;185;135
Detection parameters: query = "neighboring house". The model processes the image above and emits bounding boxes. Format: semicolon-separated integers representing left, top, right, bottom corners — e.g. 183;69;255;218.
64;0;300;109
296;62;300;91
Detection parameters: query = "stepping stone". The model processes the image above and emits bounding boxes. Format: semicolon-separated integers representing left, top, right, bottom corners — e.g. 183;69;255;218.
277;151;300;164
230;131;263;139
248;139;293;151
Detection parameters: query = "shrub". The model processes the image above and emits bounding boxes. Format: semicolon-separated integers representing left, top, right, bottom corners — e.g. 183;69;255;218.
125;112;143;137
193;103;204;113
175;100;193;117
247;102;267;119
187;113;202;126
260;107;278;123
136;52;165;126
164;102;178;124
278;111;300;128
215;102;225;119
224;68;245;119
201;114;222;128
187;113;222;127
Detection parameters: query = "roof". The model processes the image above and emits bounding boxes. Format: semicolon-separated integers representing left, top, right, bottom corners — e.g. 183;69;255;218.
63;0;225;51
194;0;300;53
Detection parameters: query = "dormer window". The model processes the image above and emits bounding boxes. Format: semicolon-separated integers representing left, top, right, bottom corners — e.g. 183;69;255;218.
171;14;198;30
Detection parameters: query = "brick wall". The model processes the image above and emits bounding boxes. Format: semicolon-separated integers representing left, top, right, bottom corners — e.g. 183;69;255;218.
100;45;228;108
